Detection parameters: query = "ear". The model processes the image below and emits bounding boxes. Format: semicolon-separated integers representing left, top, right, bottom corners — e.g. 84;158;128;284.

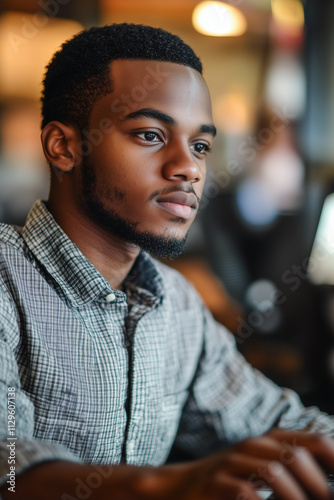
41;121;80;173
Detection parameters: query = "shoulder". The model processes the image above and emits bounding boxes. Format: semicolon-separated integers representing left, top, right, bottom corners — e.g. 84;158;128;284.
0;224;27;340
0;222;28;279
0;222;26;254
0;222;31;286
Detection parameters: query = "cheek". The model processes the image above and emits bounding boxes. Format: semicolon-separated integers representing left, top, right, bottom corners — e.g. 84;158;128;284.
99;143;155;185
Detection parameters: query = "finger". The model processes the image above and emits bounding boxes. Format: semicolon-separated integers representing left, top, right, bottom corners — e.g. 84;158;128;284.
213;433;332;499
212;473;261;500
235;436;284;460
258;460;309;500
270;430;334;475
269;429;334;455
279;446;329;500
214;453;308;500
244;431;331;498
265;430;333;499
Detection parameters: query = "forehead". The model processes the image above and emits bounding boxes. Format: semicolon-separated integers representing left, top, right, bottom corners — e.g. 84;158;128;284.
92;59;213;125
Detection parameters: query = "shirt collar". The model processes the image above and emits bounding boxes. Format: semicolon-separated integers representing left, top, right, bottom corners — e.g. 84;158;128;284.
22;200;165;308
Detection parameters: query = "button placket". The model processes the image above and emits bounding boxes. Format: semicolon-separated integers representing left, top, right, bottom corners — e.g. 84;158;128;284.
127;441;135;454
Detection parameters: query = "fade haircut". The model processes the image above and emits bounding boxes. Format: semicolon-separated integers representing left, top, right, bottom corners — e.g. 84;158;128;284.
41;23;203;132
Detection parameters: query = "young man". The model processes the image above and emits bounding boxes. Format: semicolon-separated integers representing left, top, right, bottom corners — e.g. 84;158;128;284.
0;23;334;500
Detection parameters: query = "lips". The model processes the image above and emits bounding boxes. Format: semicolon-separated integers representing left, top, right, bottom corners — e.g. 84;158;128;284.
155;191;198;220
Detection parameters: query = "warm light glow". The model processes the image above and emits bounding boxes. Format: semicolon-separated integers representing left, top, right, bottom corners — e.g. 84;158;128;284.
213;92;252;134
0;12;83;100
192;1;247;37
271;0;304;30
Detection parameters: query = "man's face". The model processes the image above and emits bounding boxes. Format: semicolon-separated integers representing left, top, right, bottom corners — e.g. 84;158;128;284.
78;59;215;258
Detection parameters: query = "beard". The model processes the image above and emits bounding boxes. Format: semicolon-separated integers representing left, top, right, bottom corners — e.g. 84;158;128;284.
80;158;188;259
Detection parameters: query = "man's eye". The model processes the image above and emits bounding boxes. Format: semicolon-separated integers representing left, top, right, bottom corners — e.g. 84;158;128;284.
137;132;160;142
193;143;212;154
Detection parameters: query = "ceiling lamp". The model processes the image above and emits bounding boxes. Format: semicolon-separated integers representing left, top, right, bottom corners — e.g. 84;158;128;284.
192;1;247;37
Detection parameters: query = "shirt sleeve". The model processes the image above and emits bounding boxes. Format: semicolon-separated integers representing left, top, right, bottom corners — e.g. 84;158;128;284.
172;302;334;458
0;288;82;490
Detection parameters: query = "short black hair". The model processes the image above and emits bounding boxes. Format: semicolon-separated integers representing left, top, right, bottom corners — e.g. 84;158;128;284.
41;23;203;131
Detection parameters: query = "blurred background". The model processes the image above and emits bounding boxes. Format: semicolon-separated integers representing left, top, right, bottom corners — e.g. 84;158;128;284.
1;0;334;412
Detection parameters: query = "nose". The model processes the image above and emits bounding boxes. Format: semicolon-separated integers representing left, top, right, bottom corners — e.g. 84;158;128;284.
162;140;203;183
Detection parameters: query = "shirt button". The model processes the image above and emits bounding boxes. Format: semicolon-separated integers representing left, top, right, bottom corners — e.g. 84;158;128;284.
127;441;135;453
105;293;116;303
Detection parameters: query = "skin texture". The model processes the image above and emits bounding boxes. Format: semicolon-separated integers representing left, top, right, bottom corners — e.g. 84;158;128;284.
2;60;334;500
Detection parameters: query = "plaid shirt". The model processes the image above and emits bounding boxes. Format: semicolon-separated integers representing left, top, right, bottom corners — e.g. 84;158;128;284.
0;200;334;491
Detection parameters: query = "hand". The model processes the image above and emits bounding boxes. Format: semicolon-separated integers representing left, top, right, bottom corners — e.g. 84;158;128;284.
4;430;334;500
136;429;334;500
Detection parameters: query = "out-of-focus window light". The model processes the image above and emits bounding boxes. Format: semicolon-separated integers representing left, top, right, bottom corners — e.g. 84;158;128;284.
308;194;334;286
192;1;247;37
265;53;306;119
0;12;83;100
271;0;304;31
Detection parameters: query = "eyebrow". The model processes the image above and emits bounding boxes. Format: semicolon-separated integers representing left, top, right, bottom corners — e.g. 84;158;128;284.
121;107;217;137
199;124;217;137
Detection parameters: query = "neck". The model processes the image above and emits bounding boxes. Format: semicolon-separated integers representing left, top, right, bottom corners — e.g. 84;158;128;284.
46;195;140;290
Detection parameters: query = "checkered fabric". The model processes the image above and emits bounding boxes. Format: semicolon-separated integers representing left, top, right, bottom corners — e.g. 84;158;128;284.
0;200;334;491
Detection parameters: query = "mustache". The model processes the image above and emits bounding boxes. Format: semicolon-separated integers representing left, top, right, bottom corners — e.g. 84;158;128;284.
149;185;200;205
